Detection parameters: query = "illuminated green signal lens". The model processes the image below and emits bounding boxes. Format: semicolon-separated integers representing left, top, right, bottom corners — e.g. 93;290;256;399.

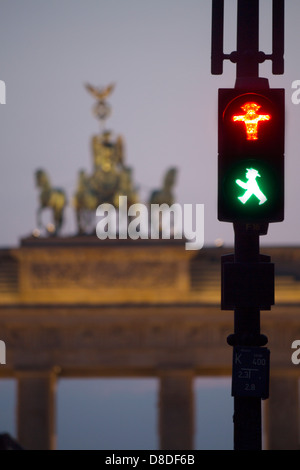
235;168;268;206
220;158;282;223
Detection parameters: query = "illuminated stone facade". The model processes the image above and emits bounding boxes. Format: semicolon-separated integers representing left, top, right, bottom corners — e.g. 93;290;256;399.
0;237;299;450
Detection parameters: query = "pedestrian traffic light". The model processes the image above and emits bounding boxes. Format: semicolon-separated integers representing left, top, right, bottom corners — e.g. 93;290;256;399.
218;88;285;223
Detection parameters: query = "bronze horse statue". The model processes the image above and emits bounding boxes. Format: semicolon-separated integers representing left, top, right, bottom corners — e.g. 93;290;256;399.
149;167;177;206
73;166;139;234
35;169;67;235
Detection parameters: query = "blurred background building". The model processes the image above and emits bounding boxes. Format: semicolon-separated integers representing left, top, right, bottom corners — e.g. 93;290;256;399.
1;238;300;450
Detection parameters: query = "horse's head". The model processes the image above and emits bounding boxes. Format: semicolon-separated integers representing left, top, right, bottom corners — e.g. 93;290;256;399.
164;167;177;189
35;169;50;188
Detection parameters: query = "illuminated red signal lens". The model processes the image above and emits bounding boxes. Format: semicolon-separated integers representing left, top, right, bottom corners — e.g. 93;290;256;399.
232;102;271;141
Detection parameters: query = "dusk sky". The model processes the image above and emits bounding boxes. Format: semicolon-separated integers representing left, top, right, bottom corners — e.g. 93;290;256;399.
0;0;298;450
0;0;299;248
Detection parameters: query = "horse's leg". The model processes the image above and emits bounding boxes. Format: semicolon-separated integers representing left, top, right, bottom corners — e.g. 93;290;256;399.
55;212;62;234
53;206;65;235
75;207;85;234
37;207;43;228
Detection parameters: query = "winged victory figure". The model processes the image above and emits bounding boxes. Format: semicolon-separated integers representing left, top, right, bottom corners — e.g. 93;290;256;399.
85;83;115;102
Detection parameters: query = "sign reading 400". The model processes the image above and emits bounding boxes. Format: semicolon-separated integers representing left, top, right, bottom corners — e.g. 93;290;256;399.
232;346;270;399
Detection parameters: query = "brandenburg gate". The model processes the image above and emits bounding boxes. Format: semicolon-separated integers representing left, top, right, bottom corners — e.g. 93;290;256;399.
0;238;300;450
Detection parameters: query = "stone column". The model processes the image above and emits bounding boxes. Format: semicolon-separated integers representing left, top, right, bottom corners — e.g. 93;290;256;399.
264;375;299;450
158;369;194;450
16;369;57;450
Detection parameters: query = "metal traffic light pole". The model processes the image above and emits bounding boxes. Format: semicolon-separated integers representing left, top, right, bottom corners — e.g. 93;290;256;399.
211;0;285;450
233;0;267;451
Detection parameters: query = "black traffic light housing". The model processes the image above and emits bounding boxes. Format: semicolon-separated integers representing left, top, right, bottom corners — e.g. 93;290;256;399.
218;87;285;223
